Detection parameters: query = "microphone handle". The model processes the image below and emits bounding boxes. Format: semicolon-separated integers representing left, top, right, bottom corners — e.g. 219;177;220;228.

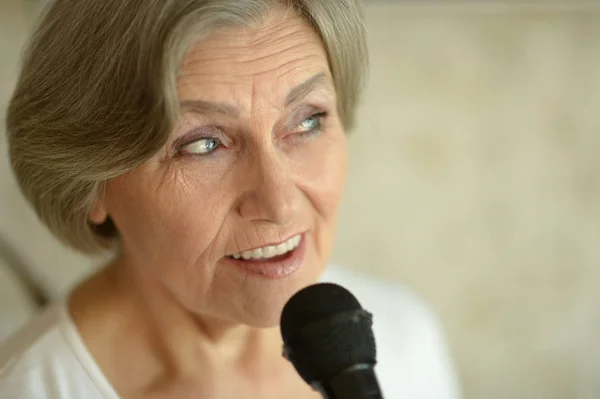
314;364;384;399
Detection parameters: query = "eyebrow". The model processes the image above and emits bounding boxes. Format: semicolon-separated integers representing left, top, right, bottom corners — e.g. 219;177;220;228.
179;100;239;117
179;72;332;117
284;72;331;107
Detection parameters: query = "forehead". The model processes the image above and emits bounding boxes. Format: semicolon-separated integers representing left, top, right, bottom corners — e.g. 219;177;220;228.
176;9;332;105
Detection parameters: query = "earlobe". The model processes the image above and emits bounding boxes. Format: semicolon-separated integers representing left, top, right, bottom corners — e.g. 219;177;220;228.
88;198;109;225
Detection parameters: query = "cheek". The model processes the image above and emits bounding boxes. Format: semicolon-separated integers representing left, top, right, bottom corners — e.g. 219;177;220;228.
297;131;348;220
104;170;230;266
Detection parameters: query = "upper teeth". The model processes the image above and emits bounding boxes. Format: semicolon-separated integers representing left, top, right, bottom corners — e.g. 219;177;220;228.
229;235;301;260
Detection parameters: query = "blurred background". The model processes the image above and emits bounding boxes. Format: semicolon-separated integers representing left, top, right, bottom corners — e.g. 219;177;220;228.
1;1;599;398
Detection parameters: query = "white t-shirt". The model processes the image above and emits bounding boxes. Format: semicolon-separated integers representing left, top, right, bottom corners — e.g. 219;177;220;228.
0;266;462;398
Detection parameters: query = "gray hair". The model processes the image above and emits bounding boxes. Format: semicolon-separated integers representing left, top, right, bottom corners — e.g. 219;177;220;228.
6;0;368;254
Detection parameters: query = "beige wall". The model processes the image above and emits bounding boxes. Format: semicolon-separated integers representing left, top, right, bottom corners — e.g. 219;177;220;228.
333;3;600;398
1;1;599;398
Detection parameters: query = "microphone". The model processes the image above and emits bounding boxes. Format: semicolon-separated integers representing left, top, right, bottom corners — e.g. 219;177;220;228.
280;283;383;399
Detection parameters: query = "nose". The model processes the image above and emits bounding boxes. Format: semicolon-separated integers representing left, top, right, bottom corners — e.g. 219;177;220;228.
237;149;300;226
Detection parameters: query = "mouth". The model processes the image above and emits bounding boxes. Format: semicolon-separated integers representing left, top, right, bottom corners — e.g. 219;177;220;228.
223;233;306;279
226;234;302;261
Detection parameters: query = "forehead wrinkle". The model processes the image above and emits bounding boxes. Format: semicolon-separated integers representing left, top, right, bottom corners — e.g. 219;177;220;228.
178;50;322;90
178;64;331;116
176;13;331;120
181;11;319;68
216;8;310;50
181;34;322;77
246;23;315;56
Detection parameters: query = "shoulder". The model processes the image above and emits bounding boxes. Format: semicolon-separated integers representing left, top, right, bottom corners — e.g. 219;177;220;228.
0;303;63;368
0;302;110;399
0;303;64;397
0;254;38;341
321;264;447;341
321;265;462;399
322;264;432;321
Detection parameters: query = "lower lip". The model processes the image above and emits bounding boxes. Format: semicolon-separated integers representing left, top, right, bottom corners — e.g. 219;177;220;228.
223;234;307;279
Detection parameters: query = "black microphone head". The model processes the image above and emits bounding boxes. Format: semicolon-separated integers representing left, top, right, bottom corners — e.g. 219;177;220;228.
280;283;377;385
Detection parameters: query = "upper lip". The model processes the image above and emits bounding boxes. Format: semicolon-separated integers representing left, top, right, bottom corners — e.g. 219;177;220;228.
226;232;304;256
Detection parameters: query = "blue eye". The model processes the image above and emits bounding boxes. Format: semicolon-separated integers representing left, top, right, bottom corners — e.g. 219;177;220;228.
297;112;327;134
300;116;319;131
182;137;220;155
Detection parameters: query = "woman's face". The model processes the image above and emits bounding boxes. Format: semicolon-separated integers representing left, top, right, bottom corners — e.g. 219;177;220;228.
97;10;347;327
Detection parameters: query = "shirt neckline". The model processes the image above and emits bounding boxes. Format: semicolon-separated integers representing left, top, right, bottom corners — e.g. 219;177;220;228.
55;296;121;399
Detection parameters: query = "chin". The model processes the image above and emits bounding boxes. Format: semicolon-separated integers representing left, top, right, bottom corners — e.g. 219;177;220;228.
233;281;306;329
213;240;325;328
235;270;323;329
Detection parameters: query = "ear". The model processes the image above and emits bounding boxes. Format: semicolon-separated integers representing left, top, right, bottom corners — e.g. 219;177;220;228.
88;198;109;225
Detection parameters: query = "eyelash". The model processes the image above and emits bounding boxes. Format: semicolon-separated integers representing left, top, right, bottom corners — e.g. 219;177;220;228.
295;112;327;137
177;111;328;157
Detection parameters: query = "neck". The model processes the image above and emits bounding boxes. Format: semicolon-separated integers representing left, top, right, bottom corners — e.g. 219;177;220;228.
106;255;281;374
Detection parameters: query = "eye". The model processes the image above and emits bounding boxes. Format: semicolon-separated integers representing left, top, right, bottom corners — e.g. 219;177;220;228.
181;137;221;155
295;112;327;135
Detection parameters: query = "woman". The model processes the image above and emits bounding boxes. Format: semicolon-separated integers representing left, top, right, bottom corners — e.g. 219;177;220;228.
0;0;461;398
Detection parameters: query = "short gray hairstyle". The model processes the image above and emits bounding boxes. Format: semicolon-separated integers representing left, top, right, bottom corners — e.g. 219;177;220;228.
6;0;368;254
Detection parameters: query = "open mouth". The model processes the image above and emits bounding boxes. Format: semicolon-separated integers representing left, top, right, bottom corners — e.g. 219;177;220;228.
224;234;306;279
226;234;302;261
